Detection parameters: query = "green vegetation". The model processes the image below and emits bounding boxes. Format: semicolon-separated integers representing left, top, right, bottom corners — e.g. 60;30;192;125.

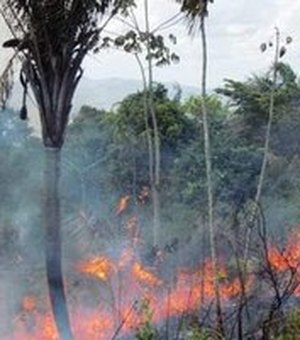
0;1;300;336
275;309;300;340
135;300;157;340
1;61;300;337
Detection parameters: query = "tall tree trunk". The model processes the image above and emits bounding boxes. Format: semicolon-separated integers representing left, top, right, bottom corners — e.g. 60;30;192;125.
144;0;161;246
44;147;73;340
200;15;224;336
135;54;155;216
243;28;280;265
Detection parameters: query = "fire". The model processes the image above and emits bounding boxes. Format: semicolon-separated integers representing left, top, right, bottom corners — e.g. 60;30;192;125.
116;195;131;216
22;295;37;312
12;225;300;339
267;247;288;271
14;312;58;340
267;228;300;297
74;310;114;340
132;262;162;287
268;229;300;272
77;256;114;281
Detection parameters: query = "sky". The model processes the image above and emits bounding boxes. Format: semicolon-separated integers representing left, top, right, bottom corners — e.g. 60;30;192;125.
0;0;300;90
82;0;300;89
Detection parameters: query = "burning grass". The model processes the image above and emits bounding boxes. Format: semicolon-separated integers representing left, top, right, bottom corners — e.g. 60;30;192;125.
10;213;300;339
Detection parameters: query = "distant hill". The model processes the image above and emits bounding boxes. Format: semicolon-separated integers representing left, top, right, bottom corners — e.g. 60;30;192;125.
6;77;200;134
9;77;200;114
73;77;200;112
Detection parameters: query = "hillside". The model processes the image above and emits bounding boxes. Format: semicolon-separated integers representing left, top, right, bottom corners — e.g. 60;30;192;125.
9;77;200;114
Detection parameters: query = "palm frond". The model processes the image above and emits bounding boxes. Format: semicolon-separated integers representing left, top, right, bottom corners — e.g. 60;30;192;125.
176;0;213;34
0;52;18;109
0;0;136;143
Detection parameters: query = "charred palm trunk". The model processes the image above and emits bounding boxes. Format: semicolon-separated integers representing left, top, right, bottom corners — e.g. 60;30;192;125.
44;147;72;340
0;2;115;339
33;66;75;340
38;71;76;340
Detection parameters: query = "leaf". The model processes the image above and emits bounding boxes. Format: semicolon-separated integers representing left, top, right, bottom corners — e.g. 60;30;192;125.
124;42;133;52
279;46;286;58
3;38;21;48
0;56;16;109
260;43;267;53
20;105;28;120
169;34;177;44
114;36;125;47
170;53;180;64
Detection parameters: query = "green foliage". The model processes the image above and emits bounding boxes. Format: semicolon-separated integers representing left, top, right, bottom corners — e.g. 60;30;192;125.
135;300;157;340
171;94;261;209
107;22;179;67
216;63;300;141
68;84;194;196
66;79;277;239
275;309;300;340
180;321;215;340
186;328;211;340
176;0;214;33
63;63;300;243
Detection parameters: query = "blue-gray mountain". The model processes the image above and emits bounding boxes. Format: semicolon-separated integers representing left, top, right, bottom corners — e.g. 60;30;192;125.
9;77;200;114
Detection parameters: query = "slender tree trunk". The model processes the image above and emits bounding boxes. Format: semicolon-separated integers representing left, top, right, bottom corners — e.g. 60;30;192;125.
135;54;155;207
236;28;280;339
243;28;280;265
200;15;224;336
144;0;161;246
44;147;73;340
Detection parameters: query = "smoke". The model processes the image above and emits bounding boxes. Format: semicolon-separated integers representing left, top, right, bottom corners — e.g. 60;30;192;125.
1;92;300;339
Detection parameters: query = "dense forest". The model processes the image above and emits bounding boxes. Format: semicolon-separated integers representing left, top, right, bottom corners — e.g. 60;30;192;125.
1;65;300;338
1;0;300;339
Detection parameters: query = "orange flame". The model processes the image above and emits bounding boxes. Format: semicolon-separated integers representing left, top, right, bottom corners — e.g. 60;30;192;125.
268;229;300;272
22;295;37;312
13;228;300;339
77;256;114;281
116;196;130;216
132;262;162;287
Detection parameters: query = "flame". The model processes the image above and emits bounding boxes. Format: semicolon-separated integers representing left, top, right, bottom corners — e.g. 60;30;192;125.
12;227;300;339
268;229;300;272
22;295;37;312
267;247;288;271
77;256;114;281
267;228;300;297
116;196;131;216
132;262;162;287
14;312;58;340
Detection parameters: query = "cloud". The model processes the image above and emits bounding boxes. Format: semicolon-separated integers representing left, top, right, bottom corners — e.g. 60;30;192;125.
1;0;299;90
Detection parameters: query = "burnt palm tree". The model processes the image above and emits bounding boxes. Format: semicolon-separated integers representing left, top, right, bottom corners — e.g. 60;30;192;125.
175;0;224;336
0;1;133;338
